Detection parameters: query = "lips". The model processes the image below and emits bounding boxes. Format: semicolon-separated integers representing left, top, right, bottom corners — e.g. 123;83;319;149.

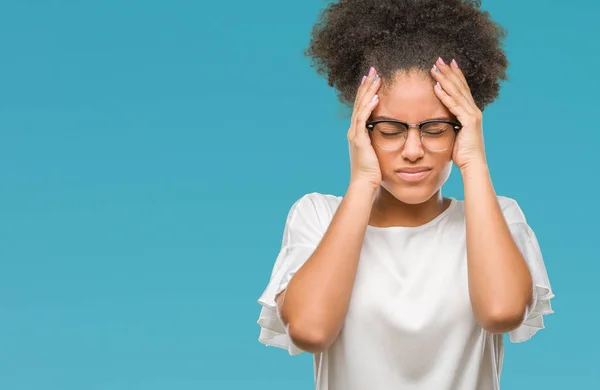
395;168;432;182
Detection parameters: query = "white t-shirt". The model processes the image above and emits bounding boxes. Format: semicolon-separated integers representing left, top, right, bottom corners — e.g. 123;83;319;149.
257;192;554;390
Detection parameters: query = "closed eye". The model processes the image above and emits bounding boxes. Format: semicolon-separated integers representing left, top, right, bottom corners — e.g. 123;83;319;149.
380;131;406;137
422;130;446;136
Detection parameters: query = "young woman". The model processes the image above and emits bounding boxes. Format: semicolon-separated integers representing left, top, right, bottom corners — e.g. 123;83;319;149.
256;0;554;389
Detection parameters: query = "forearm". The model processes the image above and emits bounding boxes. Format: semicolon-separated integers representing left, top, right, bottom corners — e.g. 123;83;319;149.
281;180;376;350
462;162;533;333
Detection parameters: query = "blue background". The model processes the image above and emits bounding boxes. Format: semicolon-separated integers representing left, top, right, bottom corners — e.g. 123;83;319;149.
0;0;596;388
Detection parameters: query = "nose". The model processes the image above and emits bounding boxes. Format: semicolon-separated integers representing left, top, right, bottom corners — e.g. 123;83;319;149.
400;128;425;162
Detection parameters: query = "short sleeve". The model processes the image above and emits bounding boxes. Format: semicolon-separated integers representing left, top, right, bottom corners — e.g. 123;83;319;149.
498;196;555;343
256;192;338;355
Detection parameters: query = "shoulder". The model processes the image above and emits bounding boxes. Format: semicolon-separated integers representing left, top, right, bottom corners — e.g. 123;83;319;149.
285;192;343;228
451;195;527;225
291;191;342;212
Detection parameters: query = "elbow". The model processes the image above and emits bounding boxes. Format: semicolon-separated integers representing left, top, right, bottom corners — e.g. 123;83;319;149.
478;305;528;334
287;321;332;353
476;275;534;334
279;292;337;353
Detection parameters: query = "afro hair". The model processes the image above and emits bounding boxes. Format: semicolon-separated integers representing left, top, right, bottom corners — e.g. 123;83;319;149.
304;0;509;110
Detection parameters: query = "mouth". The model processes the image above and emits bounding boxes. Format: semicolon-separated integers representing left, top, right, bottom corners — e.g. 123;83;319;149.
395;168;432;182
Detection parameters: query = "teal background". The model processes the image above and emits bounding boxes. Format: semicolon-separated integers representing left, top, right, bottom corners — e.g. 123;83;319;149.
0;0;596;388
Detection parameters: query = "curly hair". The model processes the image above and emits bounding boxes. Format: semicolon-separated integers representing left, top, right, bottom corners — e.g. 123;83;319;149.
304;0;509;111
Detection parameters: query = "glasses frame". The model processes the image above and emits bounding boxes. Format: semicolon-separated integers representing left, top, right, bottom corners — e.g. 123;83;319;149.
365;119;463;152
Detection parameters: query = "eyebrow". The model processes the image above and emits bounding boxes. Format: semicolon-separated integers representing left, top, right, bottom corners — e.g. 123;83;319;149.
370;115;452;122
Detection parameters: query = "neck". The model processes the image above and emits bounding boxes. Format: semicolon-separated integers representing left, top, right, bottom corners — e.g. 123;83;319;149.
369;187;451;228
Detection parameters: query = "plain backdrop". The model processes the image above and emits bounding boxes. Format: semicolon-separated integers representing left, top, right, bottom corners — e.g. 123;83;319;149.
0;0;597;389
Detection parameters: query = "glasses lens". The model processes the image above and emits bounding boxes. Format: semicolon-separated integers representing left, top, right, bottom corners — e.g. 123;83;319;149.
370;121;457;151
420;122;455;152
371;122;408;150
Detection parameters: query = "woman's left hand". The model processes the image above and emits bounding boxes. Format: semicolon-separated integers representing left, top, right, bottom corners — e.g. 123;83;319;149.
430;57;487;171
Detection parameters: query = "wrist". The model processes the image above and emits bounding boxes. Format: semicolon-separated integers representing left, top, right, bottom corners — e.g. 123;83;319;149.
459;159;489;178
460;160;496;200
347;179;379;203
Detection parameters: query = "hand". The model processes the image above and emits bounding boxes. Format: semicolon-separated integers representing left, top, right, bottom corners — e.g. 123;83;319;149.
347;67;382;190
430;57;487;171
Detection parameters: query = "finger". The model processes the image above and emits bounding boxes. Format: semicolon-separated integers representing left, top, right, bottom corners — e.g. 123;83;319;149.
441;58;469;92
433;81;469;121
351;72;381;136
353;68;373;111
350;73;372;138
432;58;477;109
450;59;470;91
353;74;368;112
355;67;381;109
350;93;379;140
431;59;470;103
431;61;476;112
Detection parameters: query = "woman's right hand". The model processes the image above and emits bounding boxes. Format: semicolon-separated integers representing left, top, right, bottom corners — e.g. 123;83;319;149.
347;67;382;190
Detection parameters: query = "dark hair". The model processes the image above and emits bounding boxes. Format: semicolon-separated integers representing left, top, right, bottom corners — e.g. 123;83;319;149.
304;0;509;111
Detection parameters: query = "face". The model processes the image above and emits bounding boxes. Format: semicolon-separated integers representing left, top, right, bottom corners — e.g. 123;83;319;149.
369;69;455;205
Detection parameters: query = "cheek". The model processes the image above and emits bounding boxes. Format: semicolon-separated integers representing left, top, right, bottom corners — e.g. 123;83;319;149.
435;160;453;185
373;148;394;170
430;151;453;177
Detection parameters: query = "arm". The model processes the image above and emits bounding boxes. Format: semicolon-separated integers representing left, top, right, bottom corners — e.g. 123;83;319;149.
276;67;383;353
276;181;376;353
462;162;533;334
430;57;534;334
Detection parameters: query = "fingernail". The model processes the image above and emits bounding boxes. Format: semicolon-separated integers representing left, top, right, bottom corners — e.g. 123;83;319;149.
372;74;379;83
437;57;445;65
433;64;439;73
436;82;441;89
451;59;458;68
368;67;375;76
361;75;366;85
371;94;379;102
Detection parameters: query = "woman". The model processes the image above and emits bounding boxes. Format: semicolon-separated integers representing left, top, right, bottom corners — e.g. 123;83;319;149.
256;0;554;389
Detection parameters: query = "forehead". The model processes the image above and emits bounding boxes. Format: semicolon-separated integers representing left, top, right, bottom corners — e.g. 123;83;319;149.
373;70;452;122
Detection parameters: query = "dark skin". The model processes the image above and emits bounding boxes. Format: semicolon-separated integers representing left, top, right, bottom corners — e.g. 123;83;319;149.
368;67;456;227
276;59;533;353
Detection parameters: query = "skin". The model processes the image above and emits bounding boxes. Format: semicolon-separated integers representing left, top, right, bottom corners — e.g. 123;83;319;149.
368;68;455;228
276;59;534;353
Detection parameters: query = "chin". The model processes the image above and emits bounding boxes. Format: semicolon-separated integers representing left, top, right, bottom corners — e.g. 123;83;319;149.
381;182;439;205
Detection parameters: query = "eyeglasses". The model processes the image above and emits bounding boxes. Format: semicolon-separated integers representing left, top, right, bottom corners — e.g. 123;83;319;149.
365;119;462;152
